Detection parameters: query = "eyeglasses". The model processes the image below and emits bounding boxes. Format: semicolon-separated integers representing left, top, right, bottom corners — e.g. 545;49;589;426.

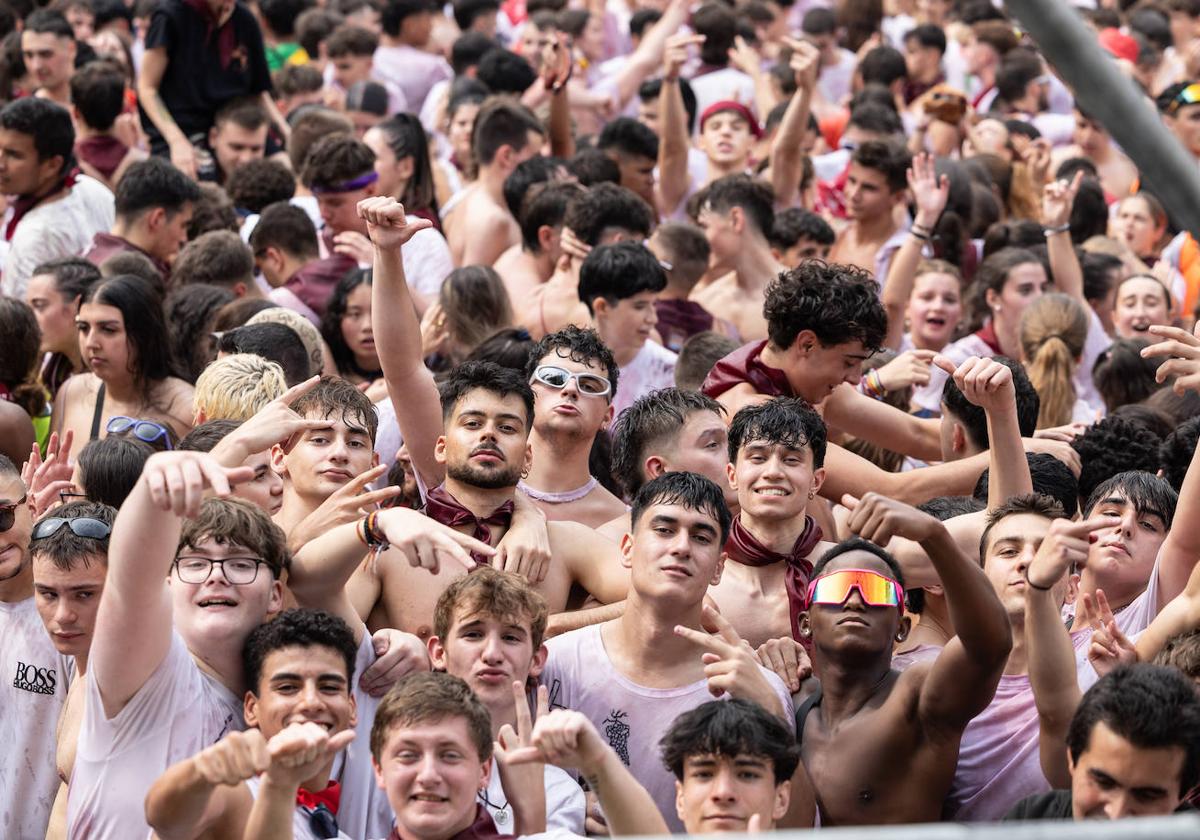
58;491;88;505
531;365;612;397
0;495;27;533
107;416;173;450
303;804;340;839
173;556;266;585
806;568;905;610
31;517;112;541
1170;82;1200;114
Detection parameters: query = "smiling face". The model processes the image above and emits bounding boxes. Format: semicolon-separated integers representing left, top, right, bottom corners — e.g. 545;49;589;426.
26;272;80;356
1069;721;1186;819
676;753;789;834
801;551;904;660
698;111;754;168
529;350;614;442
274;413;377;502
787;332;873;404
373;716;490;840
0;475;31;589
429;608;545;713
32;553;107;659
728;440;824;522
77;301;133;385
245;645;357;740
905;271;962;350
1113;276;1171;340
1083;491;1169;610
438;389;531;491
624;501;725;606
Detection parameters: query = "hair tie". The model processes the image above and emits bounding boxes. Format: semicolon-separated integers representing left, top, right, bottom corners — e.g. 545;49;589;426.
514;328;531;341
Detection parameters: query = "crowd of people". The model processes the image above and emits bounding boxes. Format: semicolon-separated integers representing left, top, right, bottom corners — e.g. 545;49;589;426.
3;0;1200;838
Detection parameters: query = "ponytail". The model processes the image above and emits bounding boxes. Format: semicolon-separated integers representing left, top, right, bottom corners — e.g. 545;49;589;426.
1027;335;1075;428
1019;293;1089;429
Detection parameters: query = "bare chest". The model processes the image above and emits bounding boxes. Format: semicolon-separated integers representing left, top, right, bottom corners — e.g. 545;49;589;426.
708;570;792;648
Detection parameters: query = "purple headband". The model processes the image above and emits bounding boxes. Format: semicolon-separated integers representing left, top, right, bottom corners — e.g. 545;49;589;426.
311;170;379;195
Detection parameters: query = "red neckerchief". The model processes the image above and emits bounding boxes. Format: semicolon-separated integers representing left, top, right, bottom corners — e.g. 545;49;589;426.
389;804;504;840
183;0;237;69
0;381;11;401
975;320;1004;355
725;514;823;640
701;340;796;401
75;135;128;180
295;780;341;815
424;485;514;566
5;167;79;241
970;84;994;110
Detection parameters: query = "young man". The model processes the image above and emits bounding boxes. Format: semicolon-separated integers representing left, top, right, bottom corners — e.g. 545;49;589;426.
768;208;835;269
29;501;116;840
250;201;358;322
1050;106;1137;200
193;354;288;424
493;180;584;307
796;491;1012;825
827;139;911;281
902;23;946;103
692;175;784;343
22;9;77;107
70;59;149;192
541;470;795;831
442;99;546;268
83;157;201;277
939;358;1040;462
711;399;836;653
372;0;453;116
324;25;408;115
0;457;74;839
0;98;114;298
173;230;264;300
647;221;722;352
1006;664;1200;820
577;241;676;421
199;99;270;186
597;117;659;208
428;569;586;833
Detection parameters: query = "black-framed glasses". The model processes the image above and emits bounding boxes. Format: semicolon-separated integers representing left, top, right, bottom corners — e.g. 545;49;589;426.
173;556;266;585
531;365;612;397
0;495;27;533
303;804;340;839
107;416;173;450
31;516;112;541
58;491;88;505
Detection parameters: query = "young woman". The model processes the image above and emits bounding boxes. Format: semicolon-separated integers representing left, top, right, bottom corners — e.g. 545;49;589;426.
1113;274;1174;343
24;258;102;398
1019;292;1092;428
422;266;514;371
0;297;46;462
52;274;194;444
363;112;441;228
320;269;385;400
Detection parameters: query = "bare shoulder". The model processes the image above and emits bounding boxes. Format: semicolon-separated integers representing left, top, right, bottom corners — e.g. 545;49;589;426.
548;520;621;562
716;383;771;418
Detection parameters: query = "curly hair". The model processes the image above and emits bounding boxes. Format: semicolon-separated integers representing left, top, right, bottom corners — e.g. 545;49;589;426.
1159;416;1200;493
525;325;620;398
1072;417;1164;505
763;260;887;352
242;608;358;695
563;183;653;246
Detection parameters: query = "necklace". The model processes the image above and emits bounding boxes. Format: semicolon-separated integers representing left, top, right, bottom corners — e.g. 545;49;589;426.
478;787;510;826
518;477;598;503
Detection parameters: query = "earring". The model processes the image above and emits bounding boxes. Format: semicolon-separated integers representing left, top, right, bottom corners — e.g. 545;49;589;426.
807;490;815;499
521;465;531;479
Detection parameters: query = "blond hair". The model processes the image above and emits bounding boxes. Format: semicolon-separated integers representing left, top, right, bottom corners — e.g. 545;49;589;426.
193;353;287;421
1020;293;1088;429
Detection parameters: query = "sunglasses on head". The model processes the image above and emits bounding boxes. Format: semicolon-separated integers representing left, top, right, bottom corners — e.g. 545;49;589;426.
1170;82;1200;114
107;416;172;449
531;365;612;397
806;568;905;610
0;495;27;533
31;517;112;542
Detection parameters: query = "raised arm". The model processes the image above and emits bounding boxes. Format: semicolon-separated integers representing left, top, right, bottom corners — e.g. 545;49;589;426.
656;34;703;217
358;196;444;488
844;494;1012;732
1041;171;1086;304
91;453;253;717
762;39;819;209
541;35;574;160
1133;558;1200;663
882;154;949;350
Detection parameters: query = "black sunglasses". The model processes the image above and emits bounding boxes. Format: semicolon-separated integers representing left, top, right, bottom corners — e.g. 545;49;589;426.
0;495;27;533
304;804;339;839
31;517;112;541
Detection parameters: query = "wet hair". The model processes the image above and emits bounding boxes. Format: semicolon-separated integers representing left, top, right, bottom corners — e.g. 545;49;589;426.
702;174;775;238
81;274;175;394
466;327;535;372
1081;470;1177;529
178;497;290;579
638;77;697;134
321;269;378;380
1019;294;1088;429
974;452;1080;519
1067;664;1200;795
526;325;619;398
516;180;583;253
610;388;725;497
250;202;320;261
29;500;115;569
114;157;202;221
433;567;548;650
660;698;799;783
1154;629;1200;682
75;436;153;509
1092;338;1163;413
569;148;621;187
769;208;835;252
675;331;739;392
31;257;100;303
907;495;985;613
217;320;308;388
1073;418;1164;505
439;360;535;427
578;241;667;316
979;493;1070;560
503;155;566;217
763;261;887;353
0;96;74;171
471;98;544;166
476;48;538;95
1069;178;1109;244
652;221;709;288
243;608;357;696
597;116;659;161
564;183;654;247
438;266;514;361
630;470;732;546
289;374;379;443
372;112;438;217
1080;251;1121;306
728;398;826;468
287;107;354;172
225;159;295;214
1111;403;1175;442
1159;416;1200;493
69;58;126;131
370;672;493;763
692;2;736;66
178;419;242;452
213;97;269;136
812;537;905;587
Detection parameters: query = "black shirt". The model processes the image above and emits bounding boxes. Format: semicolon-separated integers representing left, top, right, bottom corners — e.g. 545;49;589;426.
1004;790;1075;821
140;0;271;152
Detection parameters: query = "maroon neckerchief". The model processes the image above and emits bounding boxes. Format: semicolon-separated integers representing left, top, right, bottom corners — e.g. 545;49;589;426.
295;780;341;815
389;804;504;840
5;167;79;241
0;381;10;401
701;340;795;401
75;135;128;180
975;320;1004;356
725;514;823;641
183;0;237;69
424;484;514;566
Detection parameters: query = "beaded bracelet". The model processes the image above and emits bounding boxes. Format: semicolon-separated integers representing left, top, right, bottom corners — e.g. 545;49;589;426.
862;368;887;399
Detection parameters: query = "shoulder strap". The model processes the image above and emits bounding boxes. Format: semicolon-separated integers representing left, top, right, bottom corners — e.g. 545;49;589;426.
90;382;106;441
793;683;823;747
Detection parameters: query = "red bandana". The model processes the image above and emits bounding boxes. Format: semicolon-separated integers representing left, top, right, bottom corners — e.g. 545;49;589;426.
975;320;1004;356
724;514;823;640
701;340;796;402
183;0;237;69
424;485;514;566
389;804;504;840
295;780;341;815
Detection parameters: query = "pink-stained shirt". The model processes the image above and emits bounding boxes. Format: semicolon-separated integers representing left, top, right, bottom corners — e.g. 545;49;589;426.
371;44;453;115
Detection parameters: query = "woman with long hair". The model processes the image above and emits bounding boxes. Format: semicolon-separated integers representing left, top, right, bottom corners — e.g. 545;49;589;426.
52;274;194;444
422;266;514;371
320;269;385;400
364;112;440;228
24;257;102;398
1019;293;1091;428
0;297;47;462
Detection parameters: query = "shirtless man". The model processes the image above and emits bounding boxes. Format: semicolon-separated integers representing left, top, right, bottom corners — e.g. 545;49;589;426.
693;175;784;342
1050;107;1136;198
794;492;1012;825
293;362;630;641
443;99;545;267
493;181;584;307
828;140;910;281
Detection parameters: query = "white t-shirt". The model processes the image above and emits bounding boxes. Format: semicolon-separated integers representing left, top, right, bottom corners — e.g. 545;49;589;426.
613;341;678;423
541;623;794;833
1;175;114;297
817;49;857;107
402;223;454;300
67;633;243;839
0;596;74;839
480;762;586;835
331;633;392;840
